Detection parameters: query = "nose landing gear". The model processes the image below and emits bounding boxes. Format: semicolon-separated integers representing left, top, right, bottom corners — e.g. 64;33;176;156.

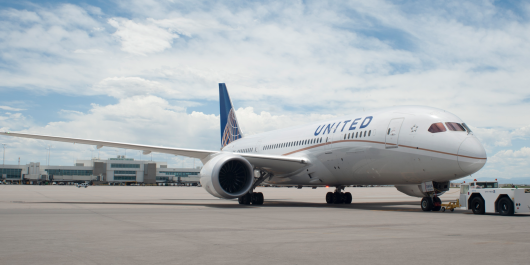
421;196;442;211
326;186;352;204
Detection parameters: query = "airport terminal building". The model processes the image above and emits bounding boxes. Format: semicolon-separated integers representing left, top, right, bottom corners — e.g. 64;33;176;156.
0;156;201;185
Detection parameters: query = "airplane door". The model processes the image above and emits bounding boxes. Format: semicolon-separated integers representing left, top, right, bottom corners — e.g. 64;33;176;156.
385;118;404;149
324;134;334;152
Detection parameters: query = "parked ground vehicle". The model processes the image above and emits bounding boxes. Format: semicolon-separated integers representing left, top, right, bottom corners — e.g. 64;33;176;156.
459;181;530;216
77;183;88;188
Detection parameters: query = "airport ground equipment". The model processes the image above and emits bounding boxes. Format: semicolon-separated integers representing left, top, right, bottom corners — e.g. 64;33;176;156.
77;183;88;188
440;199;461;212
459;181;530;216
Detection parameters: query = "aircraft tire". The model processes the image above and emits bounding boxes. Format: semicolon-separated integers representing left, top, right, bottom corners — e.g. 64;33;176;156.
344;192;352;204
333;192;343;204
421;197;433;211
238;194;251;205
253;192;264;205
471;197;485;214
498;197;514;216
325;192;333;204
432;196;442;211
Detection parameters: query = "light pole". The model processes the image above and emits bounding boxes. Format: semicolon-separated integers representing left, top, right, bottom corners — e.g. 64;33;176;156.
2;143;6;165
46;145;52;166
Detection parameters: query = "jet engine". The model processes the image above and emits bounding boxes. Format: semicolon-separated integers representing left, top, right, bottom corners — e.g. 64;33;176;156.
199;154;254;199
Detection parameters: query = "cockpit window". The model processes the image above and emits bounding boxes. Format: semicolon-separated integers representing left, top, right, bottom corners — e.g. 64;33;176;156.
461;123;472;133
445;122;466;132
428;123;446;133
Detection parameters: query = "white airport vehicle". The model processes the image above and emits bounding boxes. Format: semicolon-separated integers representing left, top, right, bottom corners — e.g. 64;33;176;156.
77;183;88;188
459;180;530;216
0;84;488;209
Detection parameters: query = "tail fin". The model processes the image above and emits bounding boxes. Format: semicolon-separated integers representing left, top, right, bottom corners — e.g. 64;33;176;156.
219;83;243;147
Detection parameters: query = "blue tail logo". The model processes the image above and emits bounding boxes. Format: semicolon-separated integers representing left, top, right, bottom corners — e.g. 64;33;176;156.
219;83;243;147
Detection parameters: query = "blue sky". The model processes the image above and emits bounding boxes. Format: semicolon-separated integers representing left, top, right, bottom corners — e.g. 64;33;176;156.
0;0;529;182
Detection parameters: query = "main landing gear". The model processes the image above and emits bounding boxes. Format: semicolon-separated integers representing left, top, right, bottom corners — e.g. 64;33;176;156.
238;192;264;205
326;186;352;204
421;196;442;211
238;170;269;205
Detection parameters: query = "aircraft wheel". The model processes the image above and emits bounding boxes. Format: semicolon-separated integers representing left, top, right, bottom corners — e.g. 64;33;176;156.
238;194;251;205
471;197;485;214
325;192;333;204
259;192;264;205
344;192;352;204
252;192;264;205
498;197;514;216
421;197;433;211
432;196;442;211
333;192;343;204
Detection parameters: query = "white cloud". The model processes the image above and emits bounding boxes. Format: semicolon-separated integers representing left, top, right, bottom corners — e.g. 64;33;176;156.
1;1;530;171
474;146;530;180
236;107;336;136
512;125;530;139
0;8;41;22
108;18;179;55
0;106;25;111
471;124;530;151
73;49;104;54
91;76;179;99
0;95;338;166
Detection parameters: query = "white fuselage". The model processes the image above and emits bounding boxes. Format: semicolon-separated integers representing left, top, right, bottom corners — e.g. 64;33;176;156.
220;106;487;186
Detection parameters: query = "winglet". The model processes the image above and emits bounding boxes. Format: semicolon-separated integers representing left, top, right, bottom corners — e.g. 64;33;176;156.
219;83;243;147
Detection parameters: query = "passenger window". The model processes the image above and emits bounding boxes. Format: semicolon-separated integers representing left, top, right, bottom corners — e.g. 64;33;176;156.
320;137;322;143
364;131;367;137
445;122;466;131
368;130;371;136
387;128;391;135
344;134;346;140
348;133;351;139
428;123;446;133
355;132;358;138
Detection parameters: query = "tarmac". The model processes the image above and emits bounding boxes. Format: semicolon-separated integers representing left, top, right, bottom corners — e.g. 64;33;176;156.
1;185;529;265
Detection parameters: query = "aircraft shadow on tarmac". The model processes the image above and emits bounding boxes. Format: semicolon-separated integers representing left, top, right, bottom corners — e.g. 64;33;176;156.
28;200;474;214
24;200;529;215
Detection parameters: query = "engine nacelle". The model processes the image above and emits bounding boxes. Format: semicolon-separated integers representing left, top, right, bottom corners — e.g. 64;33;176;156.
200;154;254;199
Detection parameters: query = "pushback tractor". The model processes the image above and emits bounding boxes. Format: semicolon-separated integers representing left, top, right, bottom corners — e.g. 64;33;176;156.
459;181;530;216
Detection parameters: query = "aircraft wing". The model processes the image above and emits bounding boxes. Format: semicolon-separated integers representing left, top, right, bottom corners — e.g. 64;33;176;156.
0;132;215;160
239;153;309;175
0;131;309;175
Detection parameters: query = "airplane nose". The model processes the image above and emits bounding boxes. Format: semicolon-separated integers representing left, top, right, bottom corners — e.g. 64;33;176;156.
457;137;487;174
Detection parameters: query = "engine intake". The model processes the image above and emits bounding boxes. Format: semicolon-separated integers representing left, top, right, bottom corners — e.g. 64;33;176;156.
200;154;254;199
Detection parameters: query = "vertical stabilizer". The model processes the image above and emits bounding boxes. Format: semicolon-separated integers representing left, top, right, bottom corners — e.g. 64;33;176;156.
219;83;243;147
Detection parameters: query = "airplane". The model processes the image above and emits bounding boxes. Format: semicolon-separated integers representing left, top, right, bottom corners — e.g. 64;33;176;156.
0;83;487;211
